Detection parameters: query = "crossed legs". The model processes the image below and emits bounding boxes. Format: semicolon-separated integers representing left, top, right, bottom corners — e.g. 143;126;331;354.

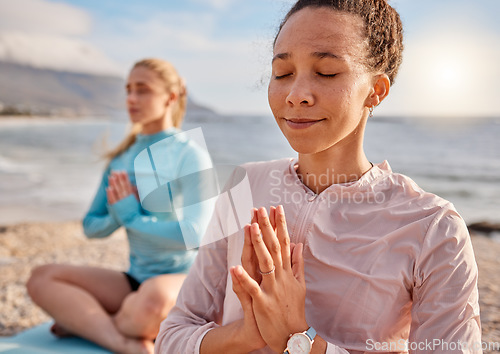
26;264;186;354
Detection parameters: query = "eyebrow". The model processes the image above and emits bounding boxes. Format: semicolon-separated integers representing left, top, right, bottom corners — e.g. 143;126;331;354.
313;51;344;61
272;51;344;63
272;53;290;63
125;82;149;89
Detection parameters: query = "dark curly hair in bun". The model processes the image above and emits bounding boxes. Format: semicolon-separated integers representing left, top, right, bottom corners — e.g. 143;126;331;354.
275;0;404;84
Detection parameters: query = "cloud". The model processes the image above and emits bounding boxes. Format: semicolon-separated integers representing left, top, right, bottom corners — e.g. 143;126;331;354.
0;0;121;76
0;31;121;76
0;0;91;36
91;11;274;114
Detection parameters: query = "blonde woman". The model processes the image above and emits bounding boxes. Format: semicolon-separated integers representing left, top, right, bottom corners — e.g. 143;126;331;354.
27;58;212;354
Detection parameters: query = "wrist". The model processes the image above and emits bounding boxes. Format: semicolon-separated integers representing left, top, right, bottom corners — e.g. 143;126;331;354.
278;320;309;352
233;319;262;353
290;319;309;336
201;320;262;354
283;326;316;354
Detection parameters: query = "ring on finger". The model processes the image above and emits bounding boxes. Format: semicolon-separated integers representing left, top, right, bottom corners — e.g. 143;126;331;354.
258;265;275;275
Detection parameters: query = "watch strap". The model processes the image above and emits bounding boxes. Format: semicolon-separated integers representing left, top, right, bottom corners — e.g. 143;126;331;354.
305;326;317;341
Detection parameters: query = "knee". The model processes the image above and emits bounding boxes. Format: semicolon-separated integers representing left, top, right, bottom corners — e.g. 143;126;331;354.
26;264;61;301
129;284;177;322
137;289;175;321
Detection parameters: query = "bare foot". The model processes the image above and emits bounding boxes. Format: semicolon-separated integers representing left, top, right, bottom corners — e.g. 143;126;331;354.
50;323;74;338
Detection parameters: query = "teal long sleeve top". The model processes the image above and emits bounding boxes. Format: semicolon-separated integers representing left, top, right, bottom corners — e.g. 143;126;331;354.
82;128;214;283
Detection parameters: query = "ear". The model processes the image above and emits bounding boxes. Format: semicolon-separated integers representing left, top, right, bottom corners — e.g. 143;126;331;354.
365;74;390;108
165;92;178;107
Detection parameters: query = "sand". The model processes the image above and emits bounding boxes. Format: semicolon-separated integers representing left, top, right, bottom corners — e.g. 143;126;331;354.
0;221;499;349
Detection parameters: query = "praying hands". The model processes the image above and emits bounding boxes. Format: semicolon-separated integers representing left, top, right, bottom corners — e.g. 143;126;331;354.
230;206;310;353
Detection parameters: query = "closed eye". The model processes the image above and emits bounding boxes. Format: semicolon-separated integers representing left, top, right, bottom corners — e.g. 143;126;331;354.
274;73;292;80
317;72;337;78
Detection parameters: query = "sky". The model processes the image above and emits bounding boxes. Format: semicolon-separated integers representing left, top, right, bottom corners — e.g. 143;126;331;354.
0;0;499;118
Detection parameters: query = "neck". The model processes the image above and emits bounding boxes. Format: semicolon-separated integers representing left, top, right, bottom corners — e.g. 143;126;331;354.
140;113;174;135
296;121;372;194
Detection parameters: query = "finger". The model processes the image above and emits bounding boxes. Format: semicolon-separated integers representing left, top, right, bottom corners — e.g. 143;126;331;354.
108;173;117;187
269;206;276;230
250;223;276;287
275;205;292;271
117;171;132;197
109;174;123;198
230;267;253;311
106;187;116;204
120;171;134;191
233;265;262;299
111;186;121;203
256;207;282;269
251;208;258;224
241;224;261;282
291;243;305;285
109;170;121;182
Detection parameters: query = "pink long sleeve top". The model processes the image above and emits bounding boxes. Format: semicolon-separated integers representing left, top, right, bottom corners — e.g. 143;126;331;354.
155;159;481;353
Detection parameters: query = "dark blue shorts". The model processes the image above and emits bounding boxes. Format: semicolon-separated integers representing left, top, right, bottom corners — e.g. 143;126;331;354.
123;272;141;291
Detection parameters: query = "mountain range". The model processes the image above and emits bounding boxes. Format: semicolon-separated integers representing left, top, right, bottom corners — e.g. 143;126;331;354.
0;60;213;116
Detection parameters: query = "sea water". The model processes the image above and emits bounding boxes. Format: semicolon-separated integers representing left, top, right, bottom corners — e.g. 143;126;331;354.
0;113;498;225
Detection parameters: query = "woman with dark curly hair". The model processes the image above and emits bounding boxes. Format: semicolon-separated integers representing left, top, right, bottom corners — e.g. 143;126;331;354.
155;1;481;353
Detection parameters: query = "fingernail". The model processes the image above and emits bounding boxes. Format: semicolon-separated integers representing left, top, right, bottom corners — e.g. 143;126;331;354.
278;205;284;215
234;266;242;275
259;207;267;217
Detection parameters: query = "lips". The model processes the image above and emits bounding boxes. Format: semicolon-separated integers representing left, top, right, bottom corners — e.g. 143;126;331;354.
284;118;325;129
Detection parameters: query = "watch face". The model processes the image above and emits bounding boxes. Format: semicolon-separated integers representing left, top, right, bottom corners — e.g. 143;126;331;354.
288;333;312;354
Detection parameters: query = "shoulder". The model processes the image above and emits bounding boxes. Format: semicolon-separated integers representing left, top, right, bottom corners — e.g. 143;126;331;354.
372;161;467;234
159;129;213;170
374;161;452;213
382;163;468;239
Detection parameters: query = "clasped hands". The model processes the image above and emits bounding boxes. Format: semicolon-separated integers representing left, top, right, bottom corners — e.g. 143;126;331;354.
106;170;139;205
230;205;309;353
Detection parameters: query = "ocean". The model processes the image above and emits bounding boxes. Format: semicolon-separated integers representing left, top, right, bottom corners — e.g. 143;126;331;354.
0;113;499;226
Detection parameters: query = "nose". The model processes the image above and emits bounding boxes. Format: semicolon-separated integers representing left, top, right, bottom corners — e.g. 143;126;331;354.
126;91;137;105
286;76;314;106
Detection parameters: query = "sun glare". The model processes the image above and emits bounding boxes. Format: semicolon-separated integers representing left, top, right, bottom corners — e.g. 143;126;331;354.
384;21;500;119
434;61;461;90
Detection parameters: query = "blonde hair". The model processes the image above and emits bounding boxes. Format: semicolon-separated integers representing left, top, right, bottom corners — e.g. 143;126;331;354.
105;58;187;160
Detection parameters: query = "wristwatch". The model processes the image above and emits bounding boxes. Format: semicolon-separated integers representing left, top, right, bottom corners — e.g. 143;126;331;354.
284;327;317;354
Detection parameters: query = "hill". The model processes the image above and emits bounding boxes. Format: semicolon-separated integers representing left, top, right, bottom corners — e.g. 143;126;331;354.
0;60;213;116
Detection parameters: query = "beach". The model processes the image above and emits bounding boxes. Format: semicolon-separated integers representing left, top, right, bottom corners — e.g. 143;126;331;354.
0;116;499;350
0;221;128;336
0;221;499;350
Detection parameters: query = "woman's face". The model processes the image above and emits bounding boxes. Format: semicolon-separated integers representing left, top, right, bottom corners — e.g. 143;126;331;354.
126;66;170;125
268;7;377;155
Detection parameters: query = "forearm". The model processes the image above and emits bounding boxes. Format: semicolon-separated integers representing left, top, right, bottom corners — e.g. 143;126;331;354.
311;335;328;354
200;320;258;354
82;212;120;238
201;325;328;354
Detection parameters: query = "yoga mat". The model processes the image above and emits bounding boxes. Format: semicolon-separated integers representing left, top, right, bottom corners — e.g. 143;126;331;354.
0;322;111;353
